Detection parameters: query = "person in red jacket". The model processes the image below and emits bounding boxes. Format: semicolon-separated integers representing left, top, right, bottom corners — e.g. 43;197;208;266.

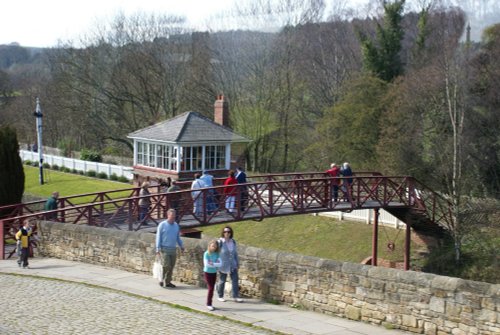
223;170;237;213
325;163;340;202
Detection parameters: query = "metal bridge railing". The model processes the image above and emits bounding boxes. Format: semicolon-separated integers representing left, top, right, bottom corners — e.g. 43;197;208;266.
1;173;453;260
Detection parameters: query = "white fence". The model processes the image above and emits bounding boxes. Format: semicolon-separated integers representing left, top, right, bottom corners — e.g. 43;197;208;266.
20;150;133;180
320;208;403;229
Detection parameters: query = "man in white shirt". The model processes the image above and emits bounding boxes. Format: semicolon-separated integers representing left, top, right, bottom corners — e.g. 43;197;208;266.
200;171;217;214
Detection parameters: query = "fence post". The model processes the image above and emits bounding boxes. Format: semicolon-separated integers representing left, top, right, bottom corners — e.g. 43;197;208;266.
0;220;4;260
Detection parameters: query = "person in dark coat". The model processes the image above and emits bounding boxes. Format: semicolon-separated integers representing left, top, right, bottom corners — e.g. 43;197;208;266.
235;167;248;211
340;162;353;201
44;191;59;220
16;221;33;268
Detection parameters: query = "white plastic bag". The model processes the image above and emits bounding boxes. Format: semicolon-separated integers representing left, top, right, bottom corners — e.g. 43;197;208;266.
152;260;163;282
16;240;22;257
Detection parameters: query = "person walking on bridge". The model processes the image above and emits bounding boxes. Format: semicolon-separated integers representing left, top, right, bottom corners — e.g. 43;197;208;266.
191;173;205;216
223;170;237;213
156;209;184;288
138;182;151;225
340;162;353;201
167;180;181;217
325;163;340;202
200;170;217;214
235;167;248;211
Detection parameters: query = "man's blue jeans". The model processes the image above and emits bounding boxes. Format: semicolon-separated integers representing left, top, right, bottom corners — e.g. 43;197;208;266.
217;269;240;299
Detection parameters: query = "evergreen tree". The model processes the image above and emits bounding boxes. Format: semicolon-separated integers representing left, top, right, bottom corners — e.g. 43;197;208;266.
357;0;405;82
0;126;25;207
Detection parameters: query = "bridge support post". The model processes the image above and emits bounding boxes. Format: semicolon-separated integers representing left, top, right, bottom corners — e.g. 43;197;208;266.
0;220;4;260
372;208;379;266
404;220;411;270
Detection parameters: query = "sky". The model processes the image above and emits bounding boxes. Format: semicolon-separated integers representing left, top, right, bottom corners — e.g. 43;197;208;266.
0;0;236;47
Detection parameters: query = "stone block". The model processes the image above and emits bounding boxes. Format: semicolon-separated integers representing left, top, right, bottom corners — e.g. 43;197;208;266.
424;321;437;335
368;266;399;281
345;305;361;320
402;315;418;328
281;281;296;292
479;309;497;323
429;297;445;313
431;276;459;291
445;303;462;321
451;327;467;335
341;262;369;276
457;279;492;295
481;297;496;310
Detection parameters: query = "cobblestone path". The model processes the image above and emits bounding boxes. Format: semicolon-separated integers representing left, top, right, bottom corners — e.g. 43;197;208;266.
0;274;274;335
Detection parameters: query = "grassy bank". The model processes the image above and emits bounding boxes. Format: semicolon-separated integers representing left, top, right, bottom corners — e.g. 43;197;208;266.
200;215;418;264
24;166;131;202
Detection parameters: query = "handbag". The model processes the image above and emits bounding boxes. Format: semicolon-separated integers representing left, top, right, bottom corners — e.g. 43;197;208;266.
152;259;163;282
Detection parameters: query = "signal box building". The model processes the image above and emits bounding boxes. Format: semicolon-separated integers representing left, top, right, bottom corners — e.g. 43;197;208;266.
127;95;250;185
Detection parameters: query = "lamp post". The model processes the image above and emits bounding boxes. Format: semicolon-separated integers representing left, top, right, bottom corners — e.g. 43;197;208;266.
34;97;44;185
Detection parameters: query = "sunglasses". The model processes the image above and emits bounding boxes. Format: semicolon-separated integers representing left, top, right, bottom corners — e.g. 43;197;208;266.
223;230;231;233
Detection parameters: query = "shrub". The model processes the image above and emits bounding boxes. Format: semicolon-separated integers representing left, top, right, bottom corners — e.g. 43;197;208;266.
0;126;24;207
52;164;59;171
61;167;71;173
24;160;32;165
117;176;130;183
80;149;102;163
42;162;50;168
71;168;78;174
78;170;84;175
32;161;39;167
86;170;96;177
97;172;108;179
57;138;76;157
110;173;119;181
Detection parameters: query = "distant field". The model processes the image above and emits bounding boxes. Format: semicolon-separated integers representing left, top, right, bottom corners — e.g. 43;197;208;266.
24;166;132;203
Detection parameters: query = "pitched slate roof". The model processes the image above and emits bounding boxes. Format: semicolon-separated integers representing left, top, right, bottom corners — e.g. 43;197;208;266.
127;112;250;144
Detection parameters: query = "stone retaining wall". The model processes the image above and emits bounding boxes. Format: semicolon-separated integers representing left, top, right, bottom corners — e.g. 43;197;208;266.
37;222;499;335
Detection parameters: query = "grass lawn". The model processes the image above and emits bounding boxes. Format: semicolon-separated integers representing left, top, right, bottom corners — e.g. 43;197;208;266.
200;215;419;264
24;166;132;202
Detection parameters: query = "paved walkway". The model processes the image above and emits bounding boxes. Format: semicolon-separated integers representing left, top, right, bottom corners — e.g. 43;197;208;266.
0;258;410;335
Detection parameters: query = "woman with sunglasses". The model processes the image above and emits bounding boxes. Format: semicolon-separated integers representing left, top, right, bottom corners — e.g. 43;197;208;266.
216;226;243;303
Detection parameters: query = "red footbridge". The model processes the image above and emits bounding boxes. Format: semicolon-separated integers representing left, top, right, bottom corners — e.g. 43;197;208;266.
0;172;454;270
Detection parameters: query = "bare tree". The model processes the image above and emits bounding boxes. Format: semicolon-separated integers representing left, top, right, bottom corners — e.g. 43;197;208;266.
47;12;193;152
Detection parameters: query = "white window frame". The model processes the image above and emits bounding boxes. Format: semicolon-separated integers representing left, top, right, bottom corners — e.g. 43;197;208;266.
134;140;231;172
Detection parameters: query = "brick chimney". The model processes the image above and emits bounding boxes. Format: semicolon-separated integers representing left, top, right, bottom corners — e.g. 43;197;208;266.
214;95;229;127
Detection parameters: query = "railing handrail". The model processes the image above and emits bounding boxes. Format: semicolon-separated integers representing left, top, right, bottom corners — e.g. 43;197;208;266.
0;171;383;215
1;174;426;224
